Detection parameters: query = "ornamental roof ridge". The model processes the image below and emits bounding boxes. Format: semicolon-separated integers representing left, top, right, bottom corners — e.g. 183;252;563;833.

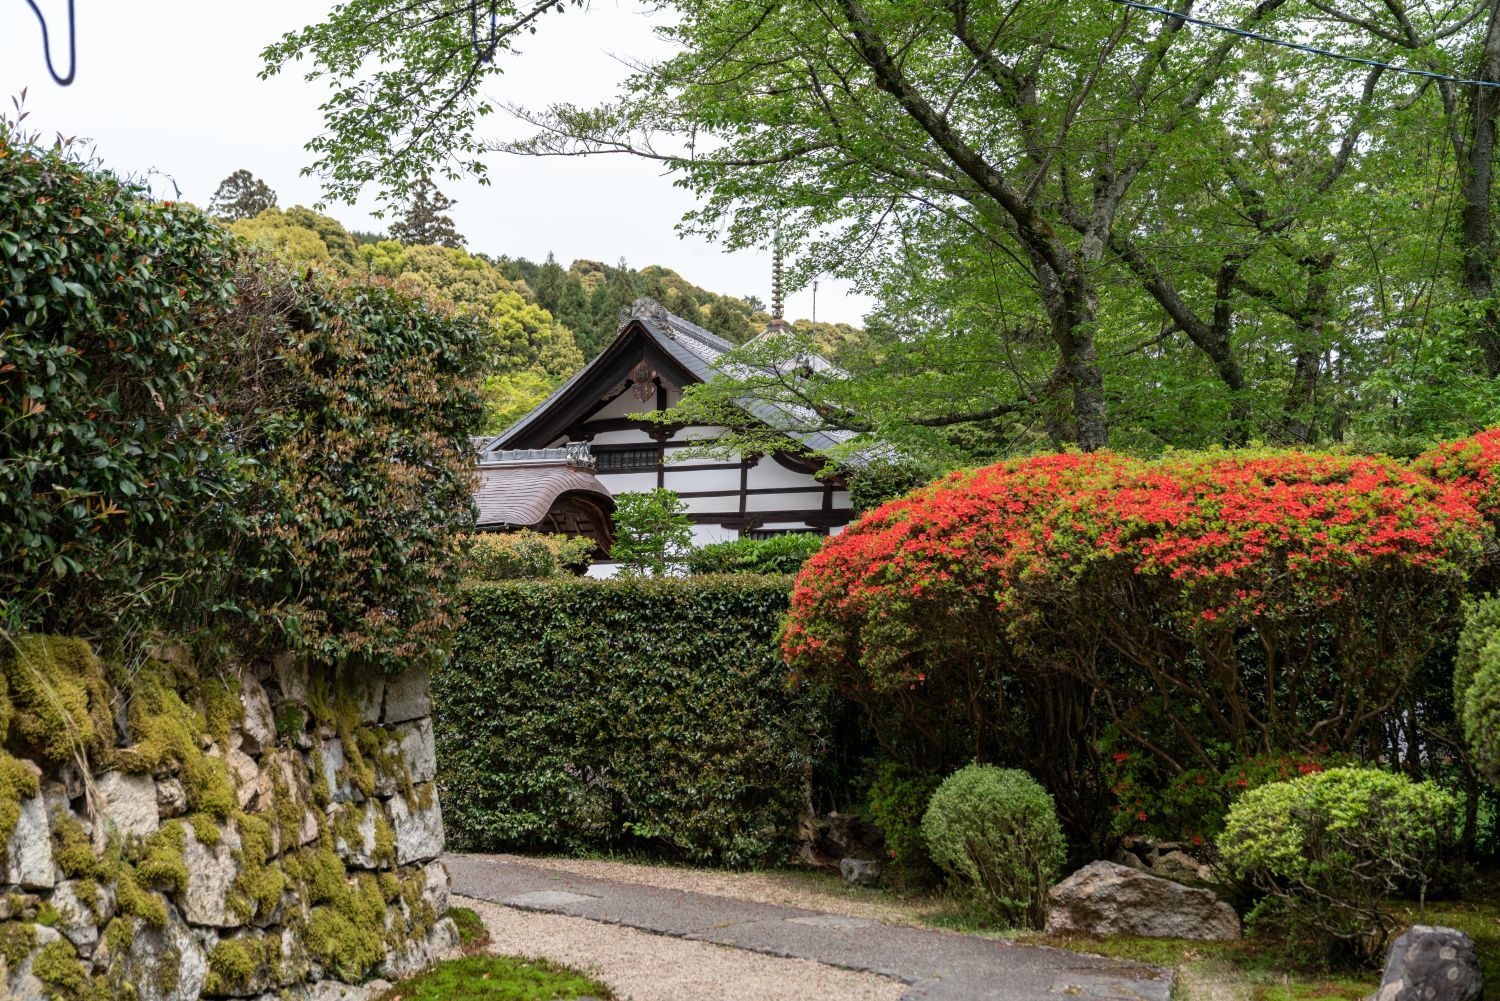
477;442;595;469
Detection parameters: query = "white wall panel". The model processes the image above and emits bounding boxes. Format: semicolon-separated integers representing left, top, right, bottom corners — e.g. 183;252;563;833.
587;428;659;445
681;497;741;516
691;523;739;546
597;472;659;493
746;490;826;513
747;460;830;490
664;467;741;492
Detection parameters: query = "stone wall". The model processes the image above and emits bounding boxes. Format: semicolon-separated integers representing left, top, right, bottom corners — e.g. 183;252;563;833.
0;638;455;1001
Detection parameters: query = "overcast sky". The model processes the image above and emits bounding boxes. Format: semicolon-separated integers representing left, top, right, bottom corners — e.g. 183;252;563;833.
2;0;872;325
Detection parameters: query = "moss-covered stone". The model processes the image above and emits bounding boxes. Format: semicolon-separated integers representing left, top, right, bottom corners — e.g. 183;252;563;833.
0;919;36;969
114;662;234;820
32;936;106;1001
0;635;112;766
0;751;42;867
51;809;106;881
204;934;281;994
134;822;188;898
113;865;168;929
228;812;286;924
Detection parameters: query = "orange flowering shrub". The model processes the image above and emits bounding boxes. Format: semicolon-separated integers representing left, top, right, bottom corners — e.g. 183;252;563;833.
785;449;1485;841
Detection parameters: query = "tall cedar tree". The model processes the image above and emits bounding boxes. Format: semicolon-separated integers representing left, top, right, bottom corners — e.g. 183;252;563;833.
390;177;465;249
208;169;277;221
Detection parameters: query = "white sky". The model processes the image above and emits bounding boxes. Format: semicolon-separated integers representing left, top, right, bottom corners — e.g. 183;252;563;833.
1;0;872;325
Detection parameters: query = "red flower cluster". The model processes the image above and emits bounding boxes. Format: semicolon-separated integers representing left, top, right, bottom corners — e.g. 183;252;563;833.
1417;427;1500;523
784;447;1485;688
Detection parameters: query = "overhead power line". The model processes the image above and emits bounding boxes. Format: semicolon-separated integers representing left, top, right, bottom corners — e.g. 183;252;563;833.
23;0;76;86
1108;0;1500;89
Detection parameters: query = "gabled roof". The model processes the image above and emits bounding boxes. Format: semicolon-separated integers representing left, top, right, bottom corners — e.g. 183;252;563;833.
483;297;859;457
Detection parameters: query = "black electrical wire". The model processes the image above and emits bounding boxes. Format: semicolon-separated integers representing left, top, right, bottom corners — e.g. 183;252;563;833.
23;0;75;86
1108;0;1500;89
470;0;500;63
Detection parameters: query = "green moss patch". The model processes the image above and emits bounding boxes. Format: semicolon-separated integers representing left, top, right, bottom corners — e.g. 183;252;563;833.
204;934;281;995
0;635;113;766
115;662;234;820
33;937;106;1001
371;955;614;1001
446;906;489;950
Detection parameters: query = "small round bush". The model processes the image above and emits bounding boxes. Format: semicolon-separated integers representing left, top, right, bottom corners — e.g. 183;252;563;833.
462;531;592;580
1217;767;1459;963
920;764;1066;928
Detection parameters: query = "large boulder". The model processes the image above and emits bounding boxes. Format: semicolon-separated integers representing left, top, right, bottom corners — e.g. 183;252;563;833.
100;908;210;1001
1045;860;1240;941
375;720;436;797
5;789;53;889
239;673;277;756
1372;925;1483;1001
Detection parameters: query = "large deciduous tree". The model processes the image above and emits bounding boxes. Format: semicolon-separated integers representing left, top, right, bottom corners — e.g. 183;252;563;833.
208;169;277;221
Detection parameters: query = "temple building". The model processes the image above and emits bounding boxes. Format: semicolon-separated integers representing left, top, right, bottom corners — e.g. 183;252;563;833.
473;296;855;572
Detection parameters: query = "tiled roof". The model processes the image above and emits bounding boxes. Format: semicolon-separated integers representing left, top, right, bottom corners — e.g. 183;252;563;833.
473;460;613;528
484;297;865;459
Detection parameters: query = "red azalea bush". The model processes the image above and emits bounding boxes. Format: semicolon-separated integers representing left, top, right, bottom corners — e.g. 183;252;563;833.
786;449;1485;844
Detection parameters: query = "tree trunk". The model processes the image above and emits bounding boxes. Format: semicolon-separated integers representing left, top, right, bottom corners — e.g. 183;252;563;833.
1461;2;1500;374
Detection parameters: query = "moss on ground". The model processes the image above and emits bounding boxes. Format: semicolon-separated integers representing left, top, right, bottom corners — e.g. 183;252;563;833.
370;955;614;1001
447;905;489;950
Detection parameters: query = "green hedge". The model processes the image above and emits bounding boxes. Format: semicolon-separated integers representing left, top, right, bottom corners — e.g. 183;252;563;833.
436;576;826;866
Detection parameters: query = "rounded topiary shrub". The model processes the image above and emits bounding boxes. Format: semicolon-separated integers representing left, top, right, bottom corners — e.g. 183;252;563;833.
1217;767;1459;963
920;764;1066;928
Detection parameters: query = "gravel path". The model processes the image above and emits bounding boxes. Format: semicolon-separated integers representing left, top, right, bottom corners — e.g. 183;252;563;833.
462;896;907;1001
447;853;1174;1001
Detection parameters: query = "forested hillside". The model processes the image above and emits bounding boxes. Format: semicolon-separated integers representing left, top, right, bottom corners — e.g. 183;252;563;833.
214;182;859;433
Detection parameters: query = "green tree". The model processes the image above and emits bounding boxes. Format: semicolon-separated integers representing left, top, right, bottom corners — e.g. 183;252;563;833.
230;207;332;267
208;169;277;221
610;489;693;577
389;177;464;249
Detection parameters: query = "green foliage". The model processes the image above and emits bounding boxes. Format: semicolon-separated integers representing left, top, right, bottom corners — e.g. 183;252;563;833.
609;489;693;577
2;130;488;669
1458;597;1500;789
208;169;278;222
1218;767;1461;964
389;177;464;249
0;125;239;636
920;765;1066;929
848;459;941;515
683;534;824;575
462;531;593;580
1101;738;1346;844
370;955;614;1001
437;577;826;866
865;761;942;888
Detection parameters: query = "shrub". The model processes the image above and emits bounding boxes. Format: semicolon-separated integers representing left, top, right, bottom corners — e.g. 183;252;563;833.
1457;598;1500;788
685;534;825;575
462;531;592;580
920;765;1066;928
436;576;827;866
0;123;239;636
610;489;693;576
865;761;942;888
785;450;1484;844
0;125;488;667
1218;767;1460;963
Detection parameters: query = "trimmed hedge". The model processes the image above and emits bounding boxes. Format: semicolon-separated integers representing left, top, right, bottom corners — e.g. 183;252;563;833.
685;534;825;575
436;576;826;866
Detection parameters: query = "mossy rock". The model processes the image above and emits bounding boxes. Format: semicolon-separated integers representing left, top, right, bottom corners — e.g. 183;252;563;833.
0;635;113;766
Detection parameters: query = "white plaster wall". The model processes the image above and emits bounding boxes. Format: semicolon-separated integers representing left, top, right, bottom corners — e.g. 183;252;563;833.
663;467;741;492
746;490;826;513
